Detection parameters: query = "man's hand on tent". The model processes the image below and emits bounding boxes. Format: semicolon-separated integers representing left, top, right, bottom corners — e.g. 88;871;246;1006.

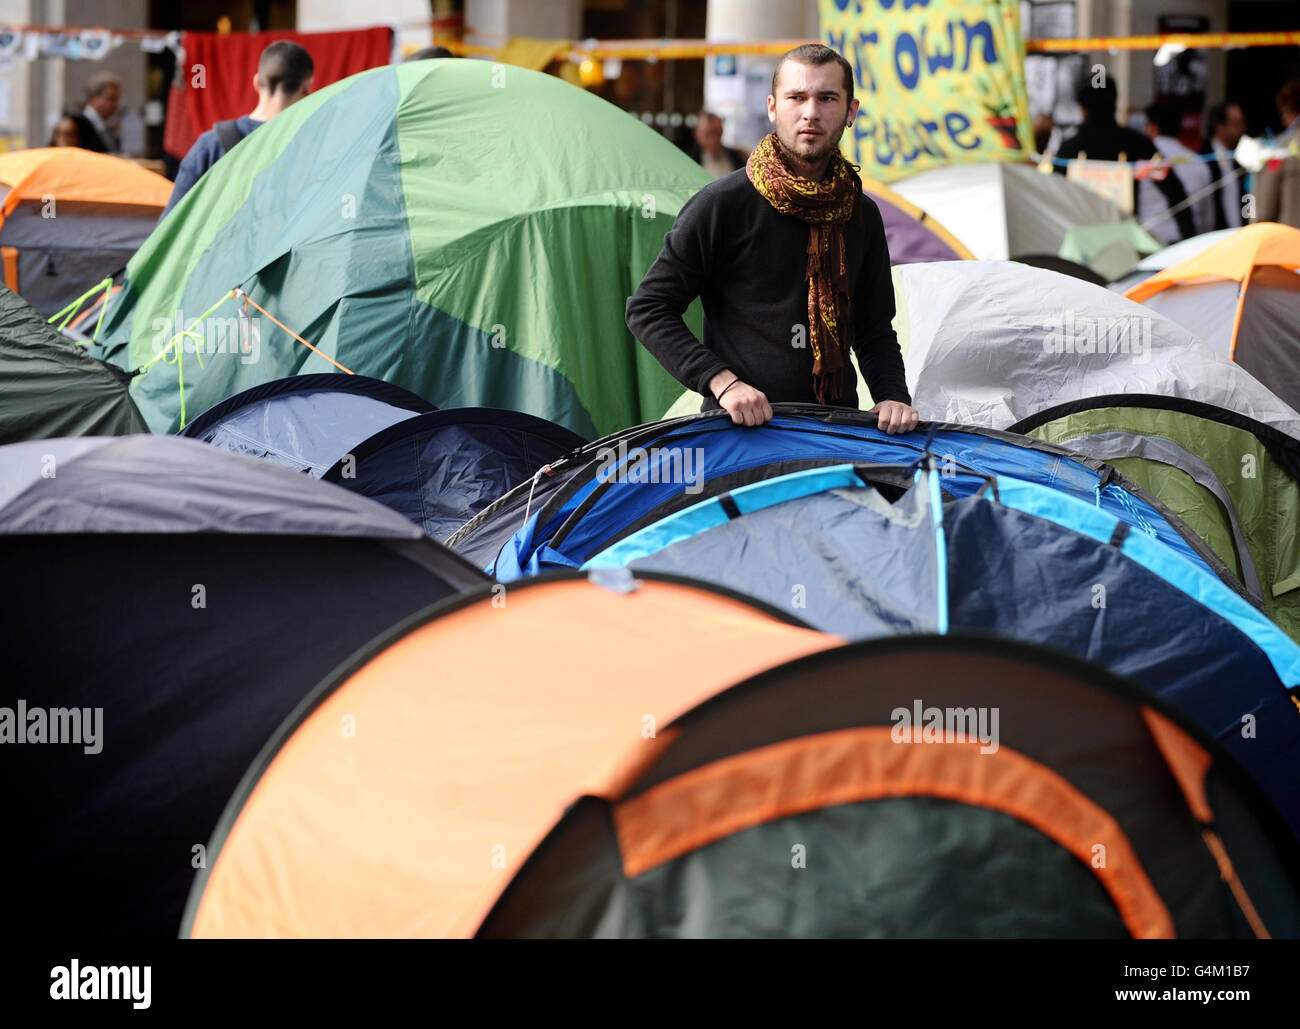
711;372;774;427
871;400;919;435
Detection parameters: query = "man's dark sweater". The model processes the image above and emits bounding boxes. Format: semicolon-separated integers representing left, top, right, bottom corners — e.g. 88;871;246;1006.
625;168;911;410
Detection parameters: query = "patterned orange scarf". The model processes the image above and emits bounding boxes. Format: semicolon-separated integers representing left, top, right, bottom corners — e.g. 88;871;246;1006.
746;132;860;403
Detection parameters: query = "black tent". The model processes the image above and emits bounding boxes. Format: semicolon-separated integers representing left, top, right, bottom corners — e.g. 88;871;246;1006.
0;282;145;442
0;435;486;937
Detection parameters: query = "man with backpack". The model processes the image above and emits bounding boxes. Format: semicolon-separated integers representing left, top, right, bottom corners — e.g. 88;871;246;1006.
161;41;314;218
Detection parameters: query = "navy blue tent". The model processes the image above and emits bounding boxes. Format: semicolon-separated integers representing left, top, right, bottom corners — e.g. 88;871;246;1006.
584;463;1300;839
0;435;486;938
321;408;587;542
449;407;1234;590
180;373;435;476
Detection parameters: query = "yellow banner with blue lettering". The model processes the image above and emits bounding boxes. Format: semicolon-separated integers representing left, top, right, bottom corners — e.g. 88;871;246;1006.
820;0;1034;181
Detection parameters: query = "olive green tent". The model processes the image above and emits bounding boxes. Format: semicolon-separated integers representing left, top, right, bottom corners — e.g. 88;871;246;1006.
0;282;145;442
1013;396;1300;643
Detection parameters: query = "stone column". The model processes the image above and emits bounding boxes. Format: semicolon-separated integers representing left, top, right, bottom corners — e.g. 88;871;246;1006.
704;0;819;150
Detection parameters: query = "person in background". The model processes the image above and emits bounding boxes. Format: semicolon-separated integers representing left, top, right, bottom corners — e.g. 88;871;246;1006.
1255;81;1300;229
1145;102;1214;239
687;111;747;179
1201;101;1245;230
1032;112;1055;155
48;112;100;149
161;41;314;218
1054;78;1194;243
81;72;122;152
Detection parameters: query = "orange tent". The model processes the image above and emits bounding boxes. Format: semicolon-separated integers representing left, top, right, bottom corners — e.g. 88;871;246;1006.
0;147;171;217
186;573;838;938
1125;223;1300;409
183;574;1300;939
1125;222;1300;304
0;147;170;319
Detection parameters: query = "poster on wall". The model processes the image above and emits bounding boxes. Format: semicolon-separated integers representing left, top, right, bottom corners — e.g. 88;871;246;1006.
820;0;1036;181
1021;1;1081;132
704;48;775;151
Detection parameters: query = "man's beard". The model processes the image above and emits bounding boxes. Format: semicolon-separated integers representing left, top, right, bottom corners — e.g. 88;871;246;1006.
775;123;845;169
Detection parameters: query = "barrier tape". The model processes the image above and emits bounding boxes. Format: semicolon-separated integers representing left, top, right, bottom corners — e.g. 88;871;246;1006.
5;25;1298;60
462;32;1300;62
1026;31;1300;53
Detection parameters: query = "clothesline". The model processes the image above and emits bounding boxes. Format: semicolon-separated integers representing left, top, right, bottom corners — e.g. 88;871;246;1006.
1136;162;1248;236
1034;139;1297;170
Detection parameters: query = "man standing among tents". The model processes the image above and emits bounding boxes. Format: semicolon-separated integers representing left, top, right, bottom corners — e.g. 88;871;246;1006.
162;41;315;217
626;44;917;432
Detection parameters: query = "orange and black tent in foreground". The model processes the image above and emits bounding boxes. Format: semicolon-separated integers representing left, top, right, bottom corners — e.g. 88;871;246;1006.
0;147;169;318
184;572;1300;939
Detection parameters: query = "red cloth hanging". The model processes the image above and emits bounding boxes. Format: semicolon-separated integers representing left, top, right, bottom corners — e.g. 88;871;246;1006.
163;27;393;159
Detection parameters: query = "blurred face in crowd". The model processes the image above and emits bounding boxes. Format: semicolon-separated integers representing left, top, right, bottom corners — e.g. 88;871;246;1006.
1216;104;1245;148
51;116;82;147
694;115;724;156
767;60;858;169
89;82;121;119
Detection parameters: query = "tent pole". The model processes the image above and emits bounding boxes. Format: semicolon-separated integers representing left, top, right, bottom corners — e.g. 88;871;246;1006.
1228;267;1251;362
924;461;949;635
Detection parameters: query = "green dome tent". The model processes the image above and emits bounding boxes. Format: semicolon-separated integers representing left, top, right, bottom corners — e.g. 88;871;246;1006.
0;283;145;442
94;59;710;437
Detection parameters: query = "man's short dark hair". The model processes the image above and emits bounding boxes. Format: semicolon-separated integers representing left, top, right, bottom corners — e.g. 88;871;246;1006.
1145;101;1182;138
405;46;455;61
1076;77;1117;120
771;44;854;103
258;41;314;96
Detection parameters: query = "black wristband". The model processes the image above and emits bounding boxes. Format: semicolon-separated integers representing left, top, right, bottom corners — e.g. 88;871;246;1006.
716;378;741;402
